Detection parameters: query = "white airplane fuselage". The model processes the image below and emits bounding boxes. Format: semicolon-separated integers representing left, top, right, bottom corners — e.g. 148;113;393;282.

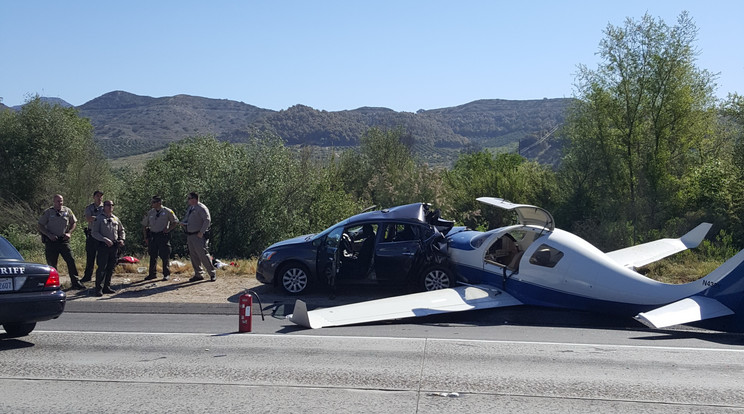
448;226;718;316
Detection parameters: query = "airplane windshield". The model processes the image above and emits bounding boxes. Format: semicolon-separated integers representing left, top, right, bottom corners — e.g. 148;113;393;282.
470;230;499;249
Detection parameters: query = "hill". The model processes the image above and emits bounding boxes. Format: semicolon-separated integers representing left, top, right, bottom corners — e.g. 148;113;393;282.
33;91;573;165
78;92;273;158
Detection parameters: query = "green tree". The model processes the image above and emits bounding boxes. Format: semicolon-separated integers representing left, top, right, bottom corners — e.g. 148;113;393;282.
719;93;744;240
337;127;444;209
120;135;360;258
559;12;718;248
0;97;112;210
0;97;113;239
443;151;557;230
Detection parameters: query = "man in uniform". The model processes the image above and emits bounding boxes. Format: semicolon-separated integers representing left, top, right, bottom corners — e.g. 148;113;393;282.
91;200;126;297
141;195;179;281
80;190;104;283
181;192;216;282
38;194;86;290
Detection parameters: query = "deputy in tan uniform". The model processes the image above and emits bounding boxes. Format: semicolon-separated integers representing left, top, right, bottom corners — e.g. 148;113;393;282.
38;194;86;290
181;192;216;282
81;190;104;283
141;195;180;281
91;200;126;297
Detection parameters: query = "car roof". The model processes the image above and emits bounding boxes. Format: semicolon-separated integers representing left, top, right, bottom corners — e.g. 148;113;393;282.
347;203;429;225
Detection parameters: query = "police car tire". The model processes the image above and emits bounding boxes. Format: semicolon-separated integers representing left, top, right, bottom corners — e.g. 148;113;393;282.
3;322;36;337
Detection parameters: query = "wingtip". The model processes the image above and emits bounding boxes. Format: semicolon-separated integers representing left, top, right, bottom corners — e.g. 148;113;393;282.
681;222;713;248
288;299;313;328
634;313;660;329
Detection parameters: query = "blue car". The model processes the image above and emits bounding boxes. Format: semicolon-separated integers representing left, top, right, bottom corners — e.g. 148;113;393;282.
0;236;66;337
257;203;457;294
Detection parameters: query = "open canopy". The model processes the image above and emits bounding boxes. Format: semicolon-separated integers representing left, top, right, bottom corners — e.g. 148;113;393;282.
477;197;554;232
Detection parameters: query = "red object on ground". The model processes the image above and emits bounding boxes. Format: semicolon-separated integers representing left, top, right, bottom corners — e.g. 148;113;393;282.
239;292;253;332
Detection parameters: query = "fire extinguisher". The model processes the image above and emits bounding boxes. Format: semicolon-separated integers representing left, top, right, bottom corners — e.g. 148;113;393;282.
239;290;263;333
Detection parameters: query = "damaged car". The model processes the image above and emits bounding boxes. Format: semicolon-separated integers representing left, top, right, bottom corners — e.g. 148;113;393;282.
257;203;457;294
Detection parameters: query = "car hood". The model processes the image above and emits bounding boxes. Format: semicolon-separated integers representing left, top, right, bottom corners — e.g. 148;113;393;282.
266;234;315;250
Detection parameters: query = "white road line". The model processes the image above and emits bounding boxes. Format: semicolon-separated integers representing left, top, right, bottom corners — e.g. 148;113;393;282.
35;330;744;353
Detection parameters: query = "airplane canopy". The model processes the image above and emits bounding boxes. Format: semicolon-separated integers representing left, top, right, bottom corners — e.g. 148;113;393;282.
477;197;555;232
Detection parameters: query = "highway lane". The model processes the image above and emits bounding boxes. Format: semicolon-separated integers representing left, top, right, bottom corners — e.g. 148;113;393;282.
0;308;742;413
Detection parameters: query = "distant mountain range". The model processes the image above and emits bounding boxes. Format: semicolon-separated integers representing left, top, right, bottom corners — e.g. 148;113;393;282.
6;91;574;166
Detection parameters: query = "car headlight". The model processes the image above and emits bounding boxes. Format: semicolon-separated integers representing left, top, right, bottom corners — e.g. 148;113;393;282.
260;250;276;261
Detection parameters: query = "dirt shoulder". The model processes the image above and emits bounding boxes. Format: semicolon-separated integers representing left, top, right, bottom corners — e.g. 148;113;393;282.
63;271;263;304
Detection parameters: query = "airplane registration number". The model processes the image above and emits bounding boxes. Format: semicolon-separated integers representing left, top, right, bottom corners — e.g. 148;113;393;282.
0;278;12;292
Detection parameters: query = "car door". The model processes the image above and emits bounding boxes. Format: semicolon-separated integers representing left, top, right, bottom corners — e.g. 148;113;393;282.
374;222;421;282
317;226;344;285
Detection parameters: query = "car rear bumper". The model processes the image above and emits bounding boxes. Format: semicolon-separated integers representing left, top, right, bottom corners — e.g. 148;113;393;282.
0;290;66;324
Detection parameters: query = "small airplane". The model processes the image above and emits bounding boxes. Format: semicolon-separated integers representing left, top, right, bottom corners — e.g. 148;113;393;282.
289;197;744;332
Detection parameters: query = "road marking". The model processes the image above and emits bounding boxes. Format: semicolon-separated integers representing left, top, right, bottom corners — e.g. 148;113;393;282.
35;330;744;353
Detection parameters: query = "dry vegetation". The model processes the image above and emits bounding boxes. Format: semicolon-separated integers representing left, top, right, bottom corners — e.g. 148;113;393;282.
61;257;262;303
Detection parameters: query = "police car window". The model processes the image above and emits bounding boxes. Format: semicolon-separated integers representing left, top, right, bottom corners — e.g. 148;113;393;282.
528;244;564;268
0;237;23;260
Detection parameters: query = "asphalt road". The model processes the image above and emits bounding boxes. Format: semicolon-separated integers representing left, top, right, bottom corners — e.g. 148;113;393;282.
1;299;743;413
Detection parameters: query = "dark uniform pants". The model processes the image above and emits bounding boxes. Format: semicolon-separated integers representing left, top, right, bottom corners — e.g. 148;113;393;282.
95;243;119;292
45;240;82;284
148;233;172;277
83;231;98;280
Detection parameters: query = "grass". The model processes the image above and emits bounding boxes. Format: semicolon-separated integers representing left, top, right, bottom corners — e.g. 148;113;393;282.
109;149;164;171
22;251;258;278
640;254;722;284
117;256;258;275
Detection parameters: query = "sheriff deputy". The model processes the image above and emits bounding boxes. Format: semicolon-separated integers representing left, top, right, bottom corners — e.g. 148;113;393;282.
141;195;179;281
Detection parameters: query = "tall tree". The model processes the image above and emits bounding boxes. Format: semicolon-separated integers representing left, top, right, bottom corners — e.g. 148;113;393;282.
338;127;444;209
120;135;360;258
0;97;112;215
443;151;557;230
559;12;718;247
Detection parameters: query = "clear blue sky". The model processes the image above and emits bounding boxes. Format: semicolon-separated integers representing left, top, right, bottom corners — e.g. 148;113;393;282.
2;1;742;112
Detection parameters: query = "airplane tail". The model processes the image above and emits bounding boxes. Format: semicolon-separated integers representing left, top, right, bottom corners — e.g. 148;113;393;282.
696;249;744;331
635;249;744;332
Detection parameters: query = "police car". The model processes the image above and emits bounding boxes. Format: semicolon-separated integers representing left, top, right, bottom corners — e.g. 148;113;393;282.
0;236;66;337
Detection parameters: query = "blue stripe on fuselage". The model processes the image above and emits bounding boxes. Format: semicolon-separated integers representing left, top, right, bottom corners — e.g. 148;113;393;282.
454;263;653;317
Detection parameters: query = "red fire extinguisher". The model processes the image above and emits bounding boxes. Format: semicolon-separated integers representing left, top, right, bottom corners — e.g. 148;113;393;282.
239;290;264;333
239;292;253;332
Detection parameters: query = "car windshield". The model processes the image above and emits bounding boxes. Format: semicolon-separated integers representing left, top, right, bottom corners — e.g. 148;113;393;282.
0;237;24;261
310;218;351;242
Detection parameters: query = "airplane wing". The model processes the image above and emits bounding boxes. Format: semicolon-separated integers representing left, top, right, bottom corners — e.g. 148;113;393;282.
634;296;734;329
605;223;712;269
288;285;523;329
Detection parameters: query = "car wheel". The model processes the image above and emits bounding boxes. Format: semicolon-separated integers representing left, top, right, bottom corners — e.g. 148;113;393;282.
3;322;36;337
419;265;454;292
279;263;311;295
